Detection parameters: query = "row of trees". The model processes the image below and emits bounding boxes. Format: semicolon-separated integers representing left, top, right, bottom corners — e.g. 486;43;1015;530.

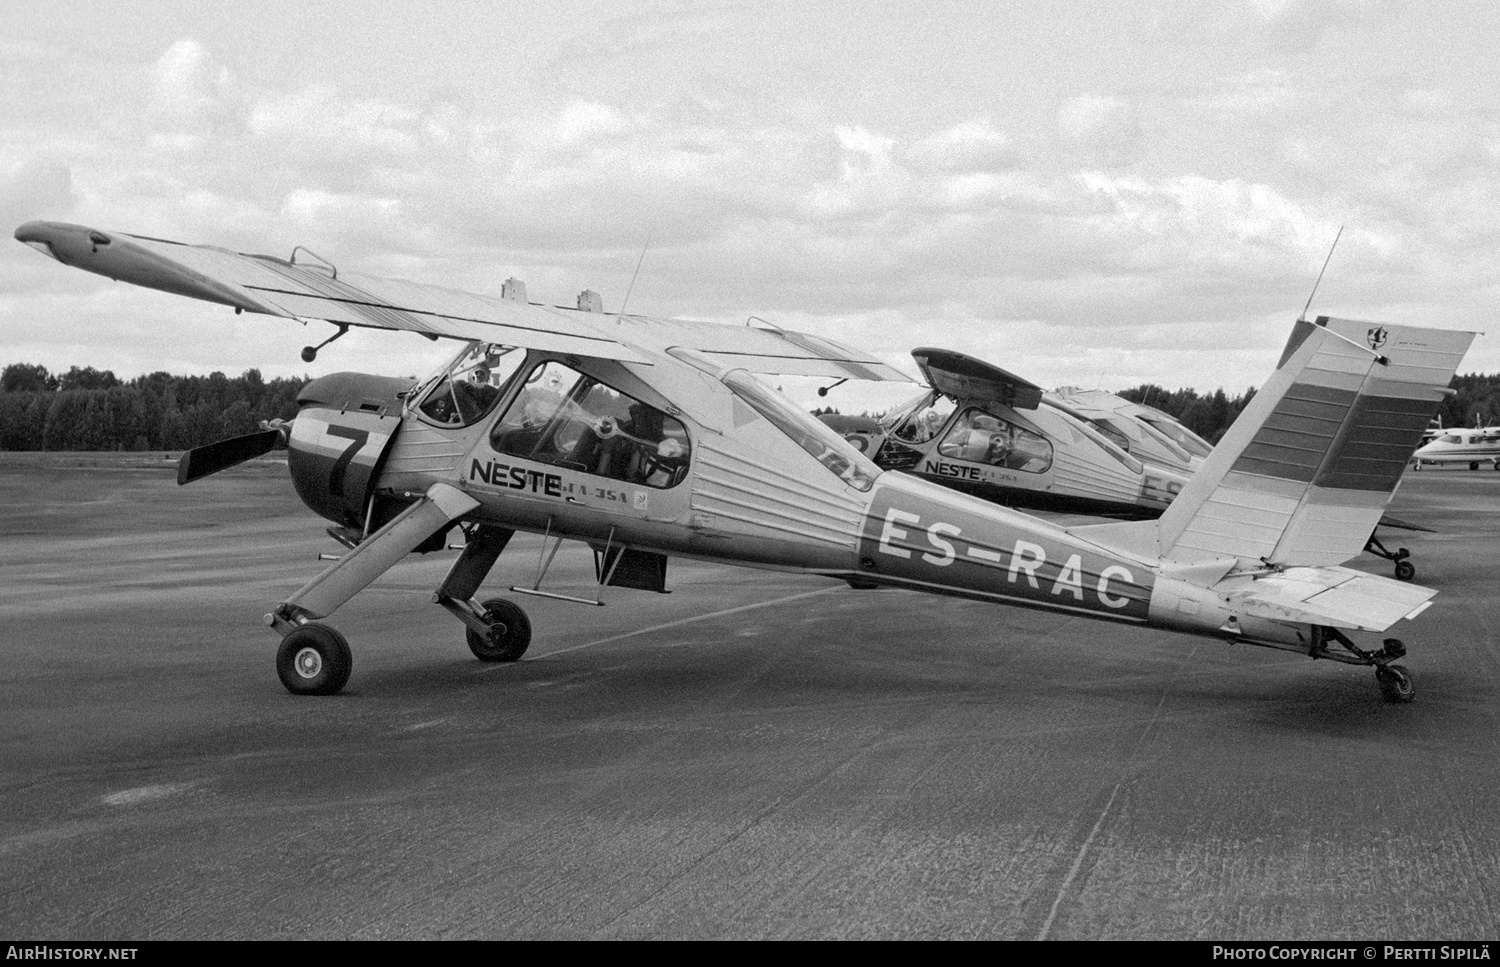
1119;373;1500;444
1116;385;1257;444
0;363;306;452
3;361;1499;452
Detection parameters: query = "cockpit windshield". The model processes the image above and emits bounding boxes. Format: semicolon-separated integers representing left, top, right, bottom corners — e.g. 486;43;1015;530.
412;342;524;428
885;389;955;444
721;370;880;491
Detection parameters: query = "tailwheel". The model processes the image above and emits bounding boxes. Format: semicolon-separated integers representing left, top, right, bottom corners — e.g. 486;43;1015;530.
467;597;531;662
1376;663;1415;703
1394;558;1416;582
276;623;353;696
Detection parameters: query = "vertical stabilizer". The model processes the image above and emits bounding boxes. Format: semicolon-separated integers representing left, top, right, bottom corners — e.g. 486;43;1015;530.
1076;317;1474;568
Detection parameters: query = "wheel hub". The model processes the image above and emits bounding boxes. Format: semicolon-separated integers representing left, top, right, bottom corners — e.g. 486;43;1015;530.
293;646;323;679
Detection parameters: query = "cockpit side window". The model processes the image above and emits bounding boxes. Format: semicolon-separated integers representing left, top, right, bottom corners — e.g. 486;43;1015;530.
415;343;524;428
936;408;1053;473
1089;418;1132;453
488;360;691;489
1140;415;1213;458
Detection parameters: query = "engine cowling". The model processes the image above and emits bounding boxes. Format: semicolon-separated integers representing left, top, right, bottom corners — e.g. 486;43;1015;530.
287;372;412;527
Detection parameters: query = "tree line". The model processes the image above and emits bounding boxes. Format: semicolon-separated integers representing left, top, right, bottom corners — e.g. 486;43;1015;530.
1118;372;1500;444
3;361;1499;452
0;363;305;452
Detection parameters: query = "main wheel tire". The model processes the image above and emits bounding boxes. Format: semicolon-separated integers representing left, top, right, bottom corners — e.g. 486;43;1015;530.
1471;461;1480;471
1394;559;1416;582
276;623;353;696
467;598;531;662
1376;663;1415;703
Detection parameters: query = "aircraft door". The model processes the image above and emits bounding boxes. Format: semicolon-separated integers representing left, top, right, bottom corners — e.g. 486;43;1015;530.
473;359;694;521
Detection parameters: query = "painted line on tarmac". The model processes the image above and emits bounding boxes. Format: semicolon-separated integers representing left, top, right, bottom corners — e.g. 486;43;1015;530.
1036;780;1123;941
101;782;197;807
540;585;844;658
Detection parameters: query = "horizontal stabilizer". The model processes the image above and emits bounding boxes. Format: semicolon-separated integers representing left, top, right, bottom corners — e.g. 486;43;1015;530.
1214;566;1436;632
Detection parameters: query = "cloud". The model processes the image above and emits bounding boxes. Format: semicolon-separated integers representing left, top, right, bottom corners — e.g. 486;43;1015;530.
1;158;74;226
905;121;1020;175
150;38;244;131
1058;95;1141;168
6;16;1500;390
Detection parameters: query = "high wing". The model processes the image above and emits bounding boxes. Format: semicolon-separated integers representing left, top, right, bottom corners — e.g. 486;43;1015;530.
14;221;907;382
911;347;1045;410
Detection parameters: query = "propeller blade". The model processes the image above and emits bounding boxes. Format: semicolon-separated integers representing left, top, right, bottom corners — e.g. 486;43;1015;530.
177;429;283;485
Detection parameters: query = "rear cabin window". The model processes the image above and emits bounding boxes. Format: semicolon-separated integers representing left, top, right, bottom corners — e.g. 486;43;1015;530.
488;361;691;489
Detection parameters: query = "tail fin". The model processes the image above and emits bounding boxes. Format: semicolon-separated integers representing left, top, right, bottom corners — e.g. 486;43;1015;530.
1077;317;1474;568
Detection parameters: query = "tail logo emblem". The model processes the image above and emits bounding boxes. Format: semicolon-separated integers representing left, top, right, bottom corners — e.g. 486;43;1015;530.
1368;326;1389;350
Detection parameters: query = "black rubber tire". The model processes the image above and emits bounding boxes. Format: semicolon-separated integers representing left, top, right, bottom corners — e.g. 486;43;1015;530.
276;623;353;696
1471;461;1480;471
1376;663;1415;703
1394;560;1416;582
467;598;531;662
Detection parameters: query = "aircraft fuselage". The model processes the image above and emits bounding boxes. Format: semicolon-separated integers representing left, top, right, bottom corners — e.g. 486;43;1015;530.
281;363;1306;656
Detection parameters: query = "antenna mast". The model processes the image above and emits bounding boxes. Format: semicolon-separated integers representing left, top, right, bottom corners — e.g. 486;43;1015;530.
617;237;651;322
1300;225;1344;322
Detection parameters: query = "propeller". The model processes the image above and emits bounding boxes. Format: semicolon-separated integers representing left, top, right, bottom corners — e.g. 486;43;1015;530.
176;424;287;485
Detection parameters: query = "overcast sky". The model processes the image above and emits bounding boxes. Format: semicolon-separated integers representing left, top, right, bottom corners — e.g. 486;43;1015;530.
4;0;1498;408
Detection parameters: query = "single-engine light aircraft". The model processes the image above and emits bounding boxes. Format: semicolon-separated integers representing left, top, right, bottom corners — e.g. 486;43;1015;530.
15;220;1475;703
831;351;1430;582
823;350;1197;518
1410;426;1500;471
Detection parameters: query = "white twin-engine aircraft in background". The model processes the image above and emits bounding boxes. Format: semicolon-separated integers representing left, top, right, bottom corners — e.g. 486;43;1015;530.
1411;425;1500;471
14;220;1476;703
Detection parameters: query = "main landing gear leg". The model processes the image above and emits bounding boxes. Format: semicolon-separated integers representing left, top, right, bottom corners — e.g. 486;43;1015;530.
1313;626;1415;704
265;483;482;695
432;525;532;663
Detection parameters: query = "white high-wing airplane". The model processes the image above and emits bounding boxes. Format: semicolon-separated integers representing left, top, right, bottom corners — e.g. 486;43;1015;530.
824;350;1196;518
14;220;1475;703
1410;426;1500;470
1048;387;1213;468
